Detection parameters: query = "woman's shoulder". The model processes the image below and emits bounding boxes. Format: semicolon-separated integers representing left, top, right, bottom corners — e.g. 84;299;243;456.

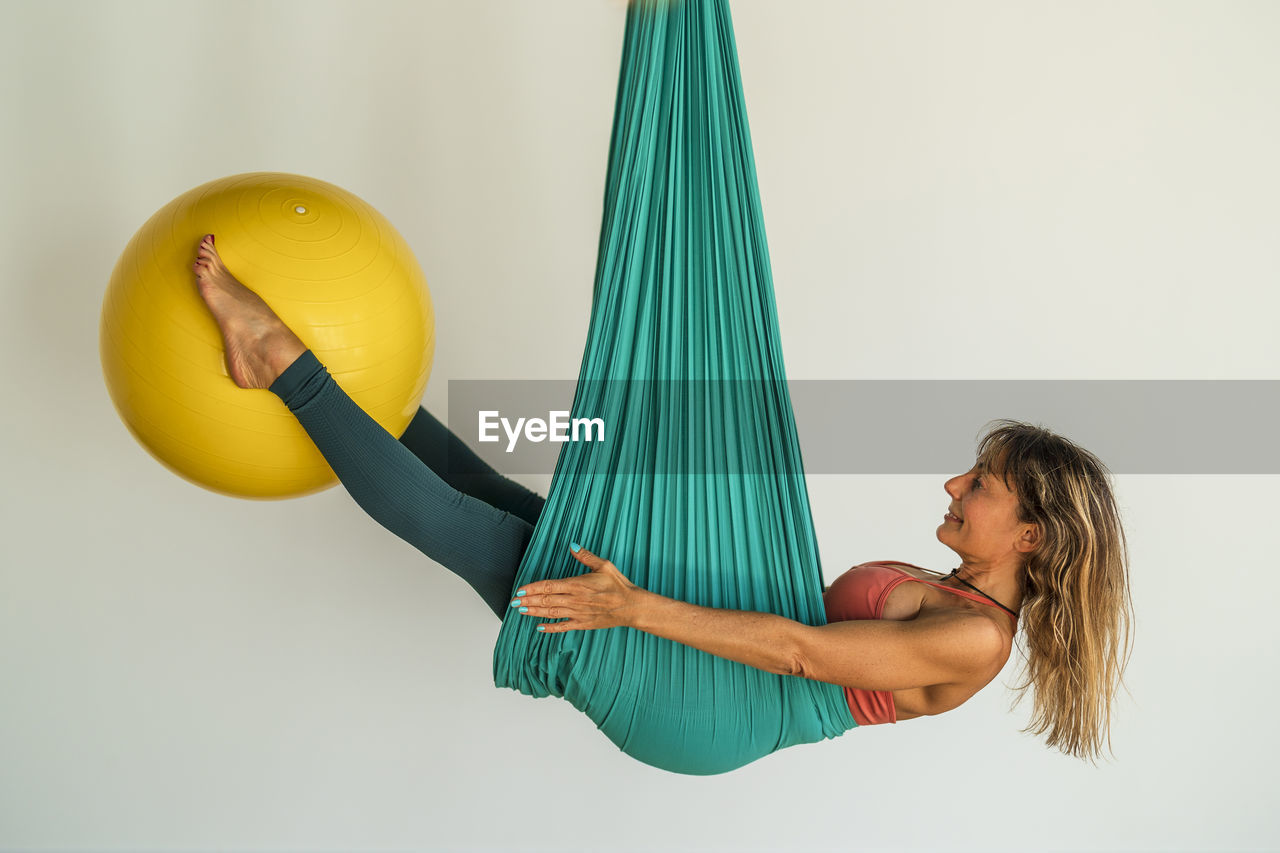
840;560;942;580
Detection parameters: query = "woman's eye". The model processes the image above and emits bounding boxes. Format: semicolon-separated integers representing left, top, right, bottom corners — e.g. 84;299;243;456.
972;477;983;490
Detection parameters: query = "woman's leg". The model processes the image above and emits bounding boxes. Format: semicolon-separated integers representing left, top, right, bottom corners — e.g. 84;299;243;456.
269;352;533;617
192;234;529;618
397;407;546;529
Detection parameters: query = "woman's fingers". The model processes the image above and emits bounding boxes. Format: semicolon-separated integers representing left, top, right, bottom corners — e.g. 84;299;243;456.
508;542;637;635
514;544;620;597
515;577;570;597
570;545;622;577
534;619;578;635
512;597;574;618
510;592;616;631
515;579;603;608
514;586;614;615
512;594;601;633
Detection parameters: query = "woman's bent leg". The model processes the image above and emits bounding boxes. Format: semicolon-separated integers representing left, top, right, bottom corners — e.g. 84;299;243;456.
270;350;531;619
397;408;546;528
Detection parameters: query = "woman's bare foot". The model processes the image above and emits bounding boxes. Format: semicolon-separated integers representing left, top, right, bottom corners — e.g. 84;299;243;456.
192;235;307;389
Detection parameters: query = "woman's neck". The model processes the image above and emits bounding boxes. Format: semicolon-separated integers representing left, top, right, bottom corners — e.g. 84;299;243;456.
946;560;1025;616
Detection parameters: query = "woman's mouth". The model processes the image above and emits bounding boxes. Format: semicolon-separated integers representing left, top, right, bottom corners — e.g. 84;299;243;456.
943;512;962;523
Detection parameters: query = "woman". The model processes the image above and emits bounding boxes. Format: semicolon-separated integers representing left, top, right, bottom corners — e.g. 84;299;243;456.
193;233;1133;763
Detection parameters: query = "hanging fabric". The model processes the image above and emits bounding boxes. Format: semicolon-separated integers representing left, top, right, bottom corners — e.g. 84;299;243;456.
492;0;856;775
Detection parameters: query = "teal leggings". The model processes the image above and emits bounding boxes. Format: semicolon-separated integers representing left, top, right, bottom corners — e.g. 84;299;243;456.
269;350;543;618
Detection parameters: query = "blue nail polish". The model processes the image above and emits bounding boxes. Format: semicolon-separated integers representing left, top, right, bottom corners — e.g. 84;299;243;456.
570;541;582;553
536;625;546;632
516;590;526;597
519;606;528;614
509;599;521;608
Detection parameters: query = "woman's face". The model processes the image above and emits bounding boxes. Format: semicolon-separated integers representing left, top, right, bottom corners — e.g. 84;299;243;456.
936;463;1039;567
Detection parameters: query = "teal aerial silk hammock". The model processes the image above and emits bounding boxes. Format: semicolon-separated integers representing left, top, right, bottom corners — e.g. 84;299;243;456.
492;0;856;775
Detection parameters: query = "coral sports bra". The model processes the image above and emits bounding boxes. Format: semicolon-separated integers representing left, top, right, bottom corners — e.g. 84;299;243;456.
822;561;1018;726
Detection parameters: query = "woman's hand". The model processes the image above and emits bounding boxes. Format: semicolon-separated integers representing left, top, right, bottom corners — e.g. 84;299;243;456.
511;544;643;634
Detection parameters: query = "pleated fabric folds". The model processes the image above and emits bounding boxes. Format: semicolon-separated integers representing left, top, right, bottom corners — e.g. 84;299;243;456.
491;0;856;775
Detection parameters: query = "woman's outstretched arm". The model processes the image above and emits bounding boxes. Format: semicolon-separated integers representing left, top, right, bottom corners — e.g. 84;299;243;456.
514;546;1006;694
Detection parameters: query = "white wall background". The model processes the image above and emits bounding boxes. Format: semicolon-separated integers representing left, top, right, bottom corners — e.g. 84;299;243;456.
2;1;1277;850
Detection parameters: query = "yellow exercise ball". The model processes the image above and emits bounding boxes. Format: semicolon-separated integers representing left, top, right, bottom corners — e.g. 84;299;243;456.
100;172;435;499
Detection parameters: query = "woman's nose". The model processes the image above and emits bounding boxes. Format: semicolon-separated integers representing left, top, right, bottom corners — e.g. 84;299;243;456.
944;474;963;499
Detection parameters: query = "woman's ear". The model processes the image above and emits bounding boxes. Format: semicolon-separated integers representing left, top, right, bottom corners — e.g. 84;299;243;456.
1015;523;1041;554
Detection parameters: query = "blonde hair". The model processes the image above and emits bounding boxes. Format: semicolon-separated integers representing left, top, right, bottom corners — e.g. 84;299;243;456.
975;420;1133;762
